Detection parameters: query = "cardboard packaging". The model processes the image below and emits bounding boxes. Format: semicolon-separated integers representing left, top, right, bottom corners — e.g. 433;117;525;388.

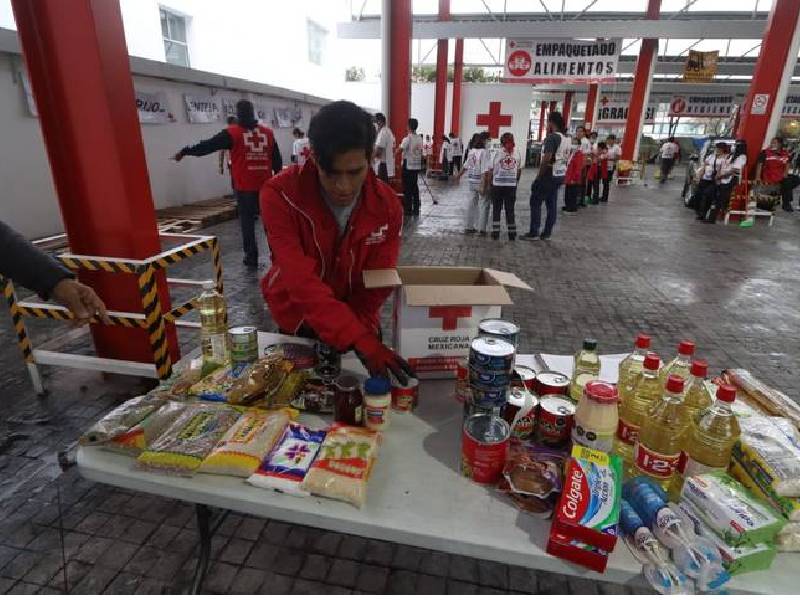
363;267;532;379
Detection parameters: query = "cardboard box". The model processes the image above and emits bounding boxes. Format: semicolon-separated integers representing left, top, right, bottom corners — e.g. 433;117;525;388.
363;266;532;379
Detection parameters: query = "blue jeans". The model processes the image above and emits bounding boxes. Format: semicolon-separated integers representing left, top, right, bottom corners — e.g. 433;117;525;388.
528;176;563;237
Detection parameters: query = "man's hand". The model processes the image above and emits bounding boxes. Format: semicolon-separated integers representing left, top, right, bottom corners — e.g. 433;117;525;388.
51;279;111;326
354;334;416;385
173;151;185;162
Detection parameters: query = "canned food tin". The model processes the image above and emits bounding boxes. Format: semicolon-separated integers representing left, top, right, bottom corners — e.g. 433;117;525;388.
229;326;258;365
511;365;537;391
469;384;508;406
503;388;538;440
478;319;520;347
455;359;470;404
469;337;515;372
469;368;513;389
535;394;576;447
534;371;570;396
391;378;418;413
315;341;341;380
461;413;511;484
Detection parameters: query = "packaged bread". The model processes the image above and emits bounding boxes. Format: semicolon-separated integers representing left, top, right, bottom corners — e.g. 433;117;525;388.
301;425;381;508
732;416;800;497
80;391;168;445
721;369;800;429
188;357;294;405
105;401;187;455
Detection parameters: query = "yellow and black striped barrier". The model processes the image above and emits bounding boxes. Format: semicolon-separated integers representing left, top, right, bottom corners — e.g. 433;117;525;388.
2;277;34;363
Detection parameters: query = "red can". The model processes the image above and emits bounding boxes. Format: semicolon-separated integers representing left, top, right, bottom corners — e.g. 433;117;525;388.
535;395;575;447
511;365;537;392
535;371;570;396
461;413;511;484
455;359;470;403
391;378;419;413
503;388;539;440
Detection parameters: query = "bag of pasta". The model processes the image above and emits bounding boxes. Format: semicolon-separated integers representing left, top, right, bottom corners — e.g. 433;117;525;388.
301;425;381;508
80;391;168;445
105;401;187;456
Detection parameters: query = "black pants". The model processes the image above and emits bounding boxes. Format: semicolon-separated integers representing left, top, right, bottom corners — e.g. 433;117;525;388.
602;168;614;202
442;159;451;177
564;184;581;212
695;180;718;220
452;155;462;172
402;165;420;214
710;182;735;222
377;162;389;183
781;174;800;208
660;158;675;183
235;190;260;264
491;186;517;240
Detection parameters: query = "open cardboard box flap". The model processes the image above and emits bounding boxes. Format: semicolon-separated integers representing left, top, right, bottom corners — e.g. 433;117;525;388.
363;266;532;294
404;284;512;307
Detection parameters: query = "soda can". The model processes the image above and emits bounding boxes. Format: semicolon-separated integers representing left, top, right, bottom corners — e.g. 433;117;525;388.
461;413;511;484
469;368;513;389
229;326;258;366
391;378;418;413
511;365;537;391
534;371;570;397
535;395;575;447
455;358;470;404
503;387;538;440
469;337;515;373
478;319;520;348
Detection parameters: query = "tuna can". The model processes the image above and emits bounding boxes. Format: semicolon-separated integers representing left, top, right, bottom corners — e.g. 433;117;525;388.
534;371;570;397
478;319;520;348
469;337;515;373
469;384;508;407
503;387;538;440
469;368;514;389
314;341;341;380
535;394;576;447
391;377;418;413
455;358;470;403
511;365;537;392
461;413;511;484
229;326;258;366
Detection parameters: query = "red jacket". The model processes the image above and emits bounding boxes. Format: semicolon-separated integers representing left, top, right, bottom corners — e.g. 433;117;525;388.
228;124;276;192
564;148;585;185
588;152;609;181
260;162;403;351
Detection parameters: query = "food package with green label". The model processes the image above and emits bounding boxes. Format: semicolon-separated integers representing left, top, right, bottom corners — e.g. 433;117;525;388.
729;455;800;522
680;472;786;547
732;416;800;498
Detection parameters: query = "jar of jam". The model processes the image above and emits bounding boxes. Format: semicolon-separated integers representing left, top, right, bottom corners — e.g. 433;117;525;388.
334;374;363;426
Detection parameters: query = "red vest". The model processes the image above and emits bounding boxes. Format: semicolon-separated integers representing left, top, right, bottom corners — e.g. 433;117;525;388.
761;148;789;184
228;124;275;192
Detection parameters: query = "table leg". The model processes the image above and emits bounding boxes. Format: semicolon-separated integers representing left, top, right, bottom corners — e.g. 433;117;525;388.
190;504;230;594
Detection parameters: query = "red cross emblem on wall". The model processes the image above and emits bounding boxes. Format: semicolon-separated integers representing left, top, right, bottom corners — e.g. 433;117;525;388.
244;130;267;152
476;102;512;138
428;306;473;331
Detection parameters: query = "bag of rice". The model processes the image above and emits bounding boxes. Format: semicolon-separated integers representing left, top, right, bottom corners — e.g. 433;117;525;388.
105;401;187;456
247;423;327;496
199;408;295;477
136;402;241;475
301;425;381;508
80;391;168;445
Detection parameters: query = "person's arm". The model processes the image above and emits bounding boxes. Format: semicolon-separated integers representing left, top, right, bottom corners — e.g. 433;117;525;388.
272;142;283;174
536;135;557;181
174;129;232;160
755;151;765;182
218;150;225;175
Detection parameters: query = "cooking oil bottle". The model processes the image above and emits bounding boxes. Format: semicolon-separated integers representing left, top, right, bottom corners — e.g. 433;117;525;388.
617;333;652;405
634;374;691;492
569;338;601;402
670;384;740;500
658;340;695;389
614;352;661;479
199;281;229;375
682;359;713;423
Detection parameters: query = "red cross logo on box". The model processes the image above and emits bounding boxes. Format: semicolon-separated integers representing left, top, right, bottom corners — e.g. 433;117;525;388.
476;102;512;139
244;130;267;153
428;306;473;331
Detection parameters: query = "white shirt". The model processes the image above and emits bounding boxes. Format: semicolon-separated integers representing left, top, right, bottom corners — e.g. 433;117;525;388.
292;137;311;167
450;137;464;157
400;133;424;171
423;141;432;157
440;140;451;163
580;138;592;154
606;143;622;169
490;148;522;187
552;133;572;178
374;126;396;177
720;154;746;185
661;142;679;160
464;148;491;189
701;154;725;181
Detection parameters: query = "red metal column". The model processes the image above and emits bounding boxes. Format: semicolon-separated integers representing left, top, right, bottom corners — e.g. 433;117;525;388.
537;101;547;140
432;0;450;166
388;0;413;180
737;0;800;173
621;0;661;162
11;0;178;364
585;84;599;130
451;38;464;137
562;92;574;128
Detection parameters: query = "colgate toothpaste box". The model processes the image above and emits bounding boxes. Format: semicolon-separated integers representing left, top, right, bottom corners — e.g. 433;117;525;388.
549;445;622;552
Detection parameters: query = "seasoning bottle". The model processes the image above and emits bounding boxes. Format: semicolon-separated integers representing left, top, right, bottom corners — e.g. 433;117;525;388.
334;374;364;426
571;380;619;453
363;376;391;432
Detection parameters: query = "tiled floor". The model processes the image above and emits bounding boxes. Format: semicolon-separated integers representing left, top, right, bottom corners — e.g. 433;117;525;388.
1;168;798;593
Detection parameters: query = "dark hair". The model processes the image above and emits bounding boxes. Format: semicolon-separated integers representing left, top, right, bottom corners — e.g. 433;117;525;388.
449;132;455;137
668;136;676;143
575;126;586;135
309;101;376;172
547;111;565;132
408;118;418;131
236;100;257;130
500;132;514;145
773;136;784;147
733;139;747;160
473;134;485;150
292;127;303;136
598;142;608;150
375;112;386;125
589;131;598;138
715;141;730;153
607;134;616;140
226;116;237;125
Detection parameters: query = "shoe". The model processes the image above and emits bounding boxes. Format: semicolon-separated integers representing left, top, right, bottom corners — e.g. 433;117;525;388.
539;235;551;241
520;233;538;241
695;215;705;220
782;205;794;212
564;210;577;216
561;207;569;212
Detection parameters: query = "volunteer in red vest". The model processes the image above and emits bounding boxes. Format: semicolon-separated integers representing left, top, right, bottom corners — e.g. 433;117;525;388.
174;100;282;267
260;101;415;384
755;136;795;212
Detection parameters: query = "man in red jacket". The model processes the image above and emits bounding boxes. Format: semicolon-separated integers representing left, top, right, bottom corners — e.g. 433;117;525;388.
260;101;414;383
174;100;283;267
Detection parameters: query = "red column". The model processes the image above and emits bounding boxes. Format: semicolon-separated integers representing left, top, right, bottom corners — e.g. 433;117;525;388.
432;0;450;167
585;84;599;130
562;91;574;128
737;0;800;174
451;38;464;137
621;0;661;162
537;101;547;141
388;0;412;181
549;100;558;114
11;0;178;364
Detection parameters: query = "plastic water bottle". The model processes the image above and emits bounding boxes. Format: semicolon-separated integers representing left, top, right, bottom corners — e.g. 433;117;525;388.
569;338;601;402
658;340;695;389
617;333;652;405
198;281;229;374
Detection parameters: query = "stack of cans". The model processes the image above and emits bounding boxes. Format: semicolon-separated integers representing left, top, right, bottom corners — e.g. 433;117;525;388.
467;337;516;416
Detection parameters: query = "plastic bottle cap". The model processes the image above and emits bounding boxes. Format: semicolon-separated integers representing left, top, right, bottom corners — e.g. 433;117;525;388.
643;352;661;370
678;340;696;356
364;376;391;395
584;380;618;404
635;333;651;349
690;359;708;378
583;338;598;351
717;384;736;403
666;374;685;393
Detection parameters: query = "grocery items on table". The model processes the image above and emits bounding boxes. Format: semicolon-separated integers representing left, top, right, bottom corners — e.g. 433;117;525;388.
658;339;696;390
571;380;618;453
198;281;229;375
617;333;651;405
568;338;601;402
